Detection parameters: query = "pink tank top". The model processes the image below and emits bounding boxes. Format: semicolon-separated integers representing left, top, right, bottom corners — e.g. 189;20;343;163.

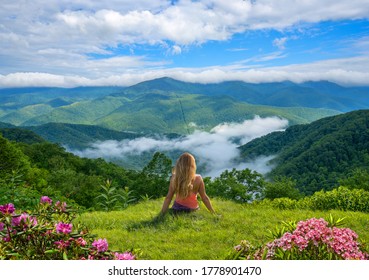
175;192;199;209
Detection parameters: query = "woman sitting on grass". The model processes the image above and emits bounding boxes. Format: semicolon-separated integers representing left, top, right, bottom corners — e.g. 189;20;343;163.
160;152;215;215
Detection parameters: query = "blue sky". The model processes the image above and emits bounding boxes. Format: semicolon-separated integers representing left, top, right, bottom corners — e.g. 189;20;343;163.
1;0;369;87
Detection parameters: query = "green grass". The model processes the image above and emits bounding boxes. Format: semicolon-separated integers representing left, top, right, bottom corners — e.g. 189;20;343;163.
77;198;369;260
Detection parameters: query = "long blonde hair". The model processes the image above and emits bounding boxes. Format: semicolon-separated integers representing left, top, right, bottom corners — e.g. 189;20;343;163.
173;153;196;198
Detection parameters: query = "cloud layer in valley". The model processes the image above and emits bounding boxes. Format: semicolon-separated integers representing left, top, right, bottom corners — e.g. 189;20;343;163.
70;116;288;178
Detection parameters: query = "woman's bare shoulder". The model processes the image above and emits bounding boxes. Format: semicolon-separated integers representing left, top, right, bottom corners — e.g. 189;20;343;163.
194;174;203;179
193;174;204;185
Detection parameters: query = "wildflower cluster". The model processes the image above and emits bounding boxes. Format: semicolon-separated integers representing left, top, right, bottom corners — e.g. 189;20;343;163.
231;217;368;260
0;197;136;260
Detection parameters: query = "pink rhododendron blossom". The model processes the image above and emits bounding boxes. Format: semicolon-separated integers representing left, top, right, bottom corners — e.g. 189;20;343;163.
55;222;72;234
55;201;67;212
76;237;87;246
0;203;15;215
3;234;11;242
261;218;369;260
12;213;38;228
40;196;52;205
92;238;108;252
54;240;71;250
114;252;135;260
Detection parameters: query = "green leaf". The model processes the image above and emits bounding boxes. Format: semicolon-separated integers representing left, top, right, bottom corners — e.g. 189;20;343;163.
63;252;68;260
7;253;21;257
45;249;59;254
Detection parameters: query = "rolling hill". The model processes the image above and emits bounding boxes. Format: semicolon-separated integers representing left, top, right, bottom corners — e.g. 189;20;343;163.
1;90;339;134
238;109;369;194
3;77;368;134
114;77;369;111
0;122;143;149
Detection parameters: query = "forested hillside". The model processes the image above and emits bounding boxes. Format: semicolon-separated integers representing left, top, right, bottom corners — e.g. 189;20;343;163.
23;123;142;149
1;78;352;134
0;132;173;209
239;110;369;194
4;92;337;134
115;77;369;111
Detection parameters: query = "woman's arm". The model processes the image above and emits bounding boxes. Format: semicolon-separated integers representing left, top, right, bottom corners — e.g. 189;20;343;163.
160;177;175;215
197;176;215;214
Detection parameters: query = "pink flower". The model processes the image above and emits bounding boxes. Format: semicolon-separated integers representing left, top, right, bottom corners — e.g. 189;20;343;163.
114;252;135;260
234;245;242;251
0;203;15;215
0;222;4;231
12;213;38;228
3;234;11;242
55;222;72;234
264;217;369;260
54;240;70;250
40;196;52;205
76;237;87;246
92;238;108;252
55;201;67;212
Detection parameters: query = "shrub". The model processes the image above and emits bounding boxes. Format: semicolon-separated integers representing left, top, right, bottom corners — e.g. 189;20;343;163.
304;187;369;212
263;176;301;200
229;216;368;260
270;197;299;210
0;196;136;260
95;179;135;211
264;187;369;213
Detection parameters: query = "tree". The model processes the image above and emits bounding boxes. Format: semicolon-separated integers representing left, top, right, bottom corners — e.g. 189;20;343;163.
339;168;369;192
142;152;172;178
132;152;172;199
263;176;301;200
0;134;30;178
207;168;265;202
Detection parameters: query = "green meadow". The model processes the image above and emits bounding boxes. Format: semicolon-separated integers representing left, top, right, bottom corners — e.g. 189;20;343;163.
78;198;369;260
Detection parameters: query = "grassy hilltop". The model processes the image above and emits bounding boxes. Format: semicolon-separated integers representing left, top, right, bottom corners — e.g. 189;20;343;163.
78;198;369;260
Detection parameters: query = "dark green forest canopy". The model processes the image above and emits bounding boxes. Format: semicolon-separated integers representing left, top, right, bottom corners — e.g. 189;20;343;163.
0;132;173;209
239;109;369;194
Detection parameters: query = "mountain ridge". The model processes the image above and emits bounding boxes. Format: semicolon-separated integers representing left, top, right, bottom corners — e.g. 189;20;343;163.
1;77;367;135
113;77;369;111
2;89;340;134
239;109;369;194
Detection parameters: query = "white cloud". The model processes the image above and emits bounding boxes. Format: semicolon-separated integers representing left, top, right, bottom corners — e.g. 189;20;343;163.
170;45;182;55
70;116;288;177
0;72;92;88
2;1;369;53
273;37;288;50
1;1;369;86
3;54;369;87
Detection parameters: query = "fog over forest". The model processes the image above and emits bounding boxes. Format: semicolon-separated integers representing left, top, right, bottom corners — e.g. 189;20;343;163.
70;116;288;177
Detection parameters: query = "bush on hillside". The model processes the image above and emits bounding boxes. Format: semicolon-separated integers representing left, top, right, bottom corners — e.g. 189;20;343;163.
339;168;369;192
229;216;368;260
0;197;136;260
263;176;301;200
0;170;77;212
262;187;369;213
94;179;136;211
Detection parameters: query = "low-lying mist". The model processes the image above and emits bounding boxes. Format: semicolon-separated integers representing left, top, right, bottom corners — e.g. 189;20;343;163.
69;116;288;178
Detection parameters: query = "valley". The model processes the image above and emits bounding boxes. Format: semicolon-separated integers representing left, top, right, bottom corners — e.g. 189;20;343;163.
1;77;369;195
